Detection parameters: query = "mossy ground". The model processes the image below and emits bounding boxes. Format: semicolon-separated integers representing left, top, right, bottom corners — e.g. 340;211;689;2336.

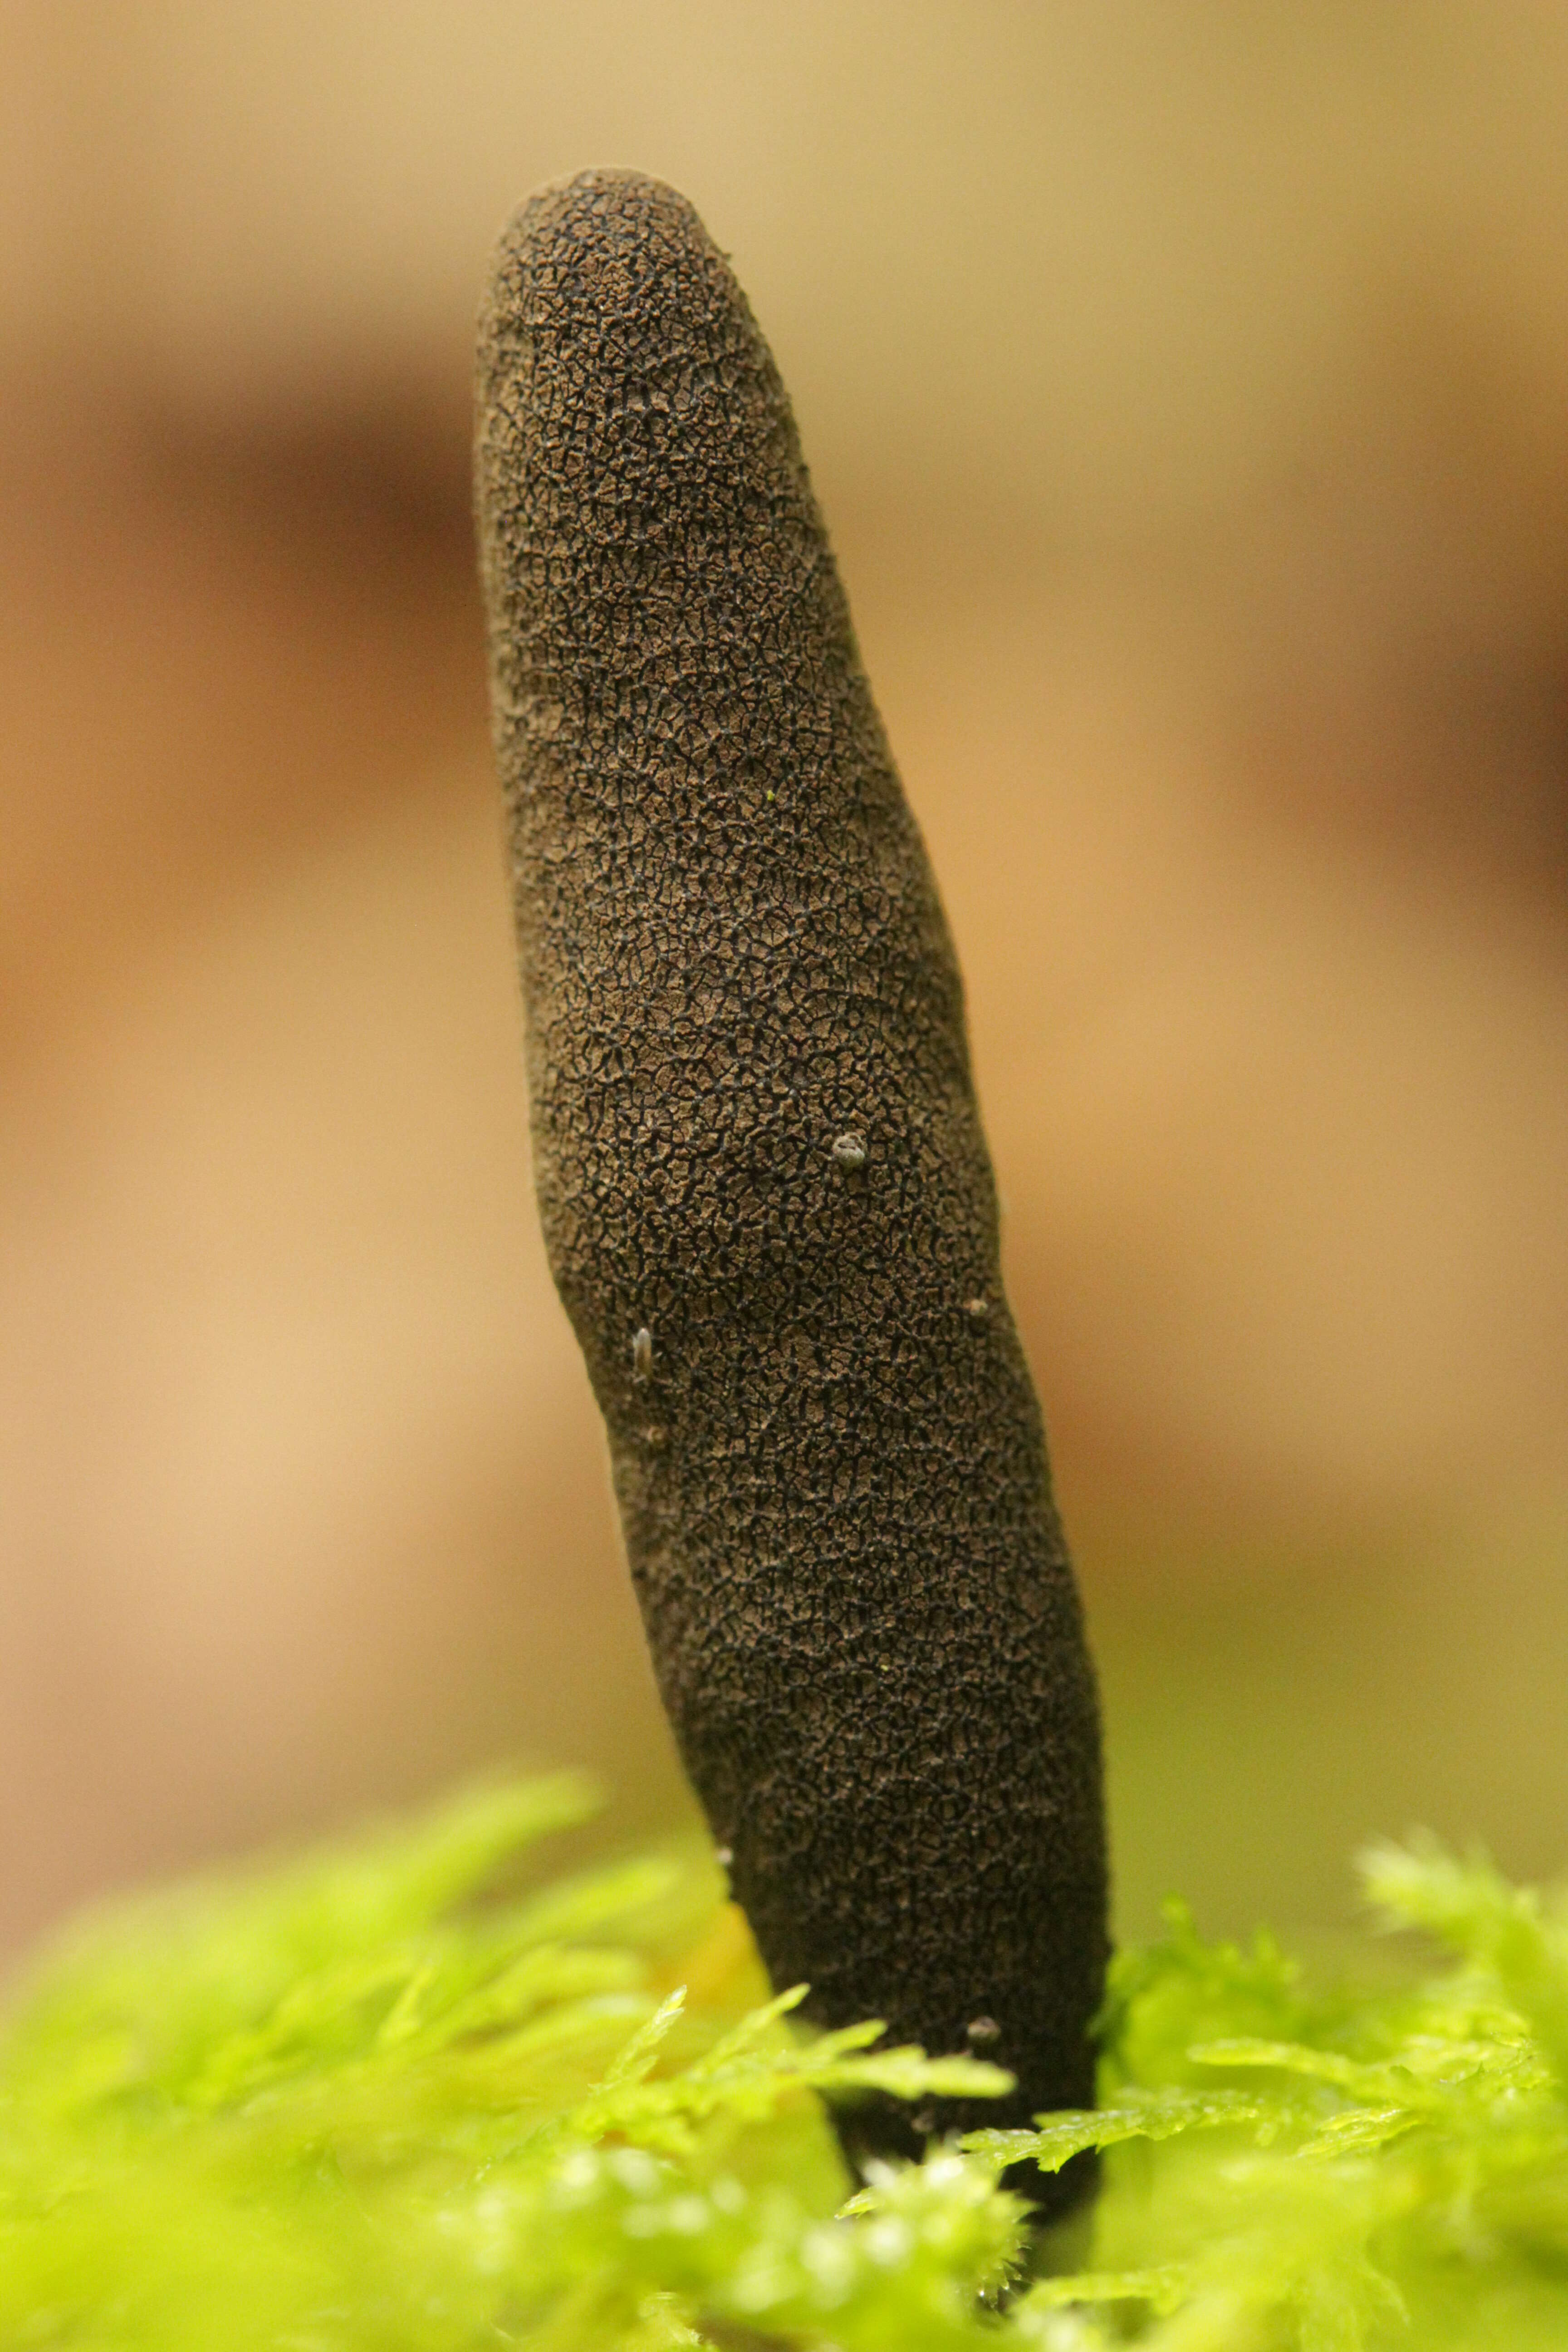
4;1775;1568;2349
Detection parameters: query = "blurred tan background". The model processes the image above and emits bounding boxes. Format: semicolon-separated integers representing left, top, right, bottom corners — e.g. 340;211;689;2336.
3;1;1567;1958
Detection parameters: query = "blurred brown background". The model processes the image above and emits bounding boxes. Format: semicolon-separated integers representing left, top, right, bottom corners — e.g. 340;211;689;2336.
3;1;1567;1958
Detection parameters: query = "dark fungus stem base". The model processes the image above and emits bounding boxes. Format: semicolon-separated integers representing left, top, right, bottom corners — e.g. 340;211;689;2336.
476;170;1107;2219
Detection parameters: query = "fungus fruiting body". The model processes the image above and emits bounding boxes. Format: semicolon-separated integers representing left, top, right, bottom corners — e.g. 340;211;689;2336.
476;170;1107;2210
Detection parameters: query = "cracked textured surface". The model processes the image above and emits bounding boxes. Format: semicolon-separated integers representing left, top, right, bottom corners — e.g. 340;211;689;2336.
475;170;1107;2207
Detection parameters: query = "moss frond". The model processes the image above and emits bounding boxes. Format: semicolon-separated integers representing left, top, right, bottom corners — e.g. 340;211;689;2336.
5;1779;1568;2347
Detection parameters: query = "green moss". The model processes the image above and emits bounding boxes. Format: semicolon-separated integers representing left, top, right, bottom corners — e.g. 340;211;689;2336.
4;1780;1568;2347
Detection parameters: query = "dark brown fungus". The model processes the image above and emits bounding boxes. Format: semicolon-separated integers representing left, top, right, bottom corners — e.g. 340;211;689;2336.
475;169;1107;2219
